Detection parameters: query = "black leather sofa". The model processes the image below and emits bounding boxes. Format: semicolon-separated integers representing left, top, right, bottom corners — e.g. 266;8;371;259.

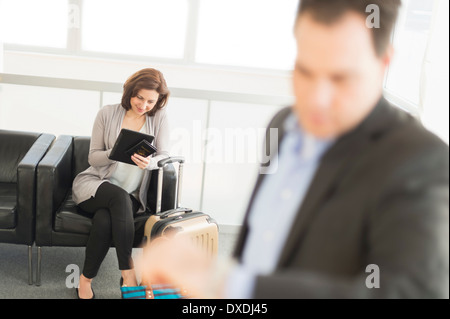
0;130;55;285
35;135;177;285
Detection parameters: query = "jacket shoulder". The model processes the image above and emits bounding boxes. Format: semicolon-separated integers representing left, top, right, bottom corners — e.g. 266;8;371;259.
385;104;448;157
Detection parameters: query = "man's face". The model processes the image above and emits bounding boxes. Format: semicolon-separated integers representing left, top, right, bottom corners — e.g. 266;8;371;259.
293;11;392;138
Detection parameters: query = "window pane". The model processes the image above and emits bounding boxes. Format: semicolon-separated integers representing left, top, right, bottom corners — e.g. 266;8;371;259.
385;0;434;106
165;97;209;211
196;0;298;70
202;101;284;225
81;0;188;59
0;0;68;48
420;0;449;144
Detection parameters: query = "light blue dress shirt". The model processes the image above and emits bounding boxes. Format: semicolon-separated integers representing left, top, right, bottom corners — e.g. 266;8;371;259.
226;113;334;298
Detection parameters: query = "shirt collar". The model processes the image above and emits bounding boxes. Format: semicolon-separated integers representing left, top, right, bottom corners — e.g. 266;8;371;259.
283;113;335;160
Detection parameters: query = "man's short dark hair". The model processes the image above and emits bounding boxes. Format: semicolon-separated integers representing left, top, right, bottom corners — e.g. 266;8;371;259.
297;0;402;57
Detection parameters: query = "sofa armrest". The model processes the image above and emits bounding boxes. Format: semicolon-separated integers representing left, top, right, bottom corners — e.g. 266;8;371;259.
36;135;73;246
15;133;55;244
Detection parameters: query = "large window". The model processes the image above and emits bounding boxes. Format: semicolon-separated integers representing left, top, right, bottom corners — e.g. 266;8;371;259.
385;0;434;107
1;0;448;143
0;0;68;48
81;0;189;59
195;0;298;70
0;0;297;71
384;0;449;143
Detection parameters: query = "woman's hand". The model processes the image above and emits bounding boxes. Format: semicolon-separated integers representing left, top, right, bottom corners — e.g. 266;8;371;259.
131;153;152;169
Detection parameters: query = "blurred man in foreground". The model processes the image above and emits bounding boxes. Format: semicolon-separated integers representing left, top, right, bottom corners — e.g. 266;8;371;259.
138;0;449;298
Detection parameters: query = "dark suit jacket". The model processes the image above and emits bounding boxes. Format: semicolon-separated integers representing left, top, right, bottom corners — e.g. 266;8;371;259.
234;97;449;298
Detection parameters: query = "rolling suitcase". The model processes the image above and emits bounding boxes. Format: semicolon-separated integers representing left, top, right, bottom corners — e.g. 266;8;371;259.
142;157;219;298
144;157;219;254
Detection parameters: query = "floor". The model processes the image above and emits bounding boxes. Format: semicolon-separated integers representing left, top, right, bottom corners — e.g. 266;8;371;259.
0;232;238;299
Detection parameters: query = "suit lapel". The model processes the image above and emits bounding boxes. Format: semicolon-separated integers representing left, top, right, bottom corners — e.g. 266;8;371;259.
275;127;369;267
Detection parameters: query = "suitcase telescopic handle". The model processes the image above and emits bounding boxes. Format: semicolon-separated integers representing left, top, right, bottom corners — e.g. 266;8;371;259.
156;156;185;214
158;207;193;219
157;157;185;167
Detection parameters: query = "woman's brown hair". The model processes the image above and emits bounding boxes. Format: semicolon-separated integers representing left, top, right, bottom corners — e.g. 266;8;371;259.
121;68;170;116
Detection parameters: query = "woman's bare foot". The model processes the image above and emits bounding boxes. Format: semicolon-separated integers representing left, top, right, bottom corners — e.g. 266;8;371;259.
78;274;94;299
121;269;138;287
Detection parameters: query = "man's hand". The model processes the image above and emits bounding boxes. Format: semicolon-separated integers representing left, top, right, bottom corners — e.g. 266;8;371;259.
135;236;231;298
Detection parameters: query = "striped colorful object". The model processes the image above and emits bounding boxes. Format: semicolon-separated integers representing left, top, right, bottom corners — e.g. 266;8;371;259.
151;284;184;299
120;285;147;299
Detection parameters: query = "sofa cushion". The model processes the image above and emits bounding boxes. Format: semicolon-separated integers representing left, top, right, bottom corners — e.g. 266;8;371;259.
0;183;17;229
54;191;93;235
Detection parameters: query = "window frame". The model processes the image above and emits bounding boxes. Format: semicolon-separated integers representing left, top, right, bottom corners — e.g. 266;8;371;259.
382;0;440;117
2;0;444;93
2;0;293;76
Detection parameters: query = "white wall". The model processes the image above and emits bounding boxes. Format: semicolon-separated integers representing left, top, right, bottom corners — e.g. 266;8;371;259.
3;51;293;97
0;83;99;136
0;43;3;72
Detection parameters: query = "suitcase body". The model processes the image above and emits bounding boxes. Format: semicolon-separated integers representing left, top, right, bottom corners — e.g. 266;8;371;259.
143;157;219;257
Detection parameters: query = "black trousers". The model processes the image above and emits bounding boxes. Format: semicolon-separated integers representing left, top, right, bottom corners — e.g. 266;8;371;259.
78;182;140;279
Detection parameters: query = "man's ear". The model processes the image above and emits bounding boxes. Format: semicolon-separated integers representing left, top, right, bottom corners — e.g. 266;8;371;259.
381;44;395;70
